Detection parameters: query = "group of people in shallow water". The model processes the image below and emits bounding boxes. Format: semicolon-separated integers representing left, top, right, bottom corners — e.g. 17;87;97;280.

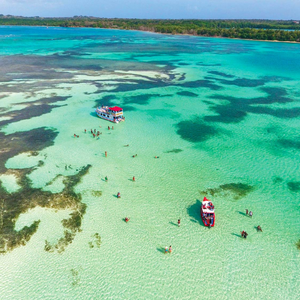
241;209;263;239
165;246;172;253
74;129;104;139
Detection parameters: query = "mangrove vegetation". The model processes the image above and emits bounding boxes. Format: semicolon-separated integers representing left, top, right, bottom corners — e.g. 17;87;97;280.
1;16;300;42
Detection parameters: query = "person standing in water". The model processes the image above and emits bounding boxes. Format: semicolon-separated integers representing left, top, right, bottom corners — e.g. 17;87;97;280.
105;176;108;182
245;209;249;216
177;219;181;227
164;247;168;254
133;176;135;182
169;246;172;253
249;211;253;217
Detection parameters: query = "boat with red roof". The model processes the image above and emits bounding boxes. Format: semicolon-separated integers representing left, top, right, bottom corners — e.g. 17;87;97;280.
96;106;125;123
200;197;215;227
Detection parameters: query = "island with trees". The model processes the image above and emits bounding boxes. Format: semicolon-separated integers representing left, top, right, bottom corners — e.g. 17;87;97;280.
1;16;300;42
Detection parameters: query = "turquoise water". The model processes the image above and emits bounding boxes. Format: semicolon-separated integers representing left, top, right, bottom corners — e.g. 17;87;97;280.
0;26;300;299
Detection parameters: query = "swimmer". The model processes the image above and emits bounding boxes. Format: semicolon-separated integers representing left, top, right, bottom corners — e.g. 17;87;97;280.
164;247;168;254
124;144;129;147
108;126;110;130
177;219;181;227
133;176;135;181
155;156;160;159
246;209;248;215
169;245;172;253
105;151;107;157
105;176;108;181
117;192;121;198
125;217;130;222
257;225;262;232
84;129;86;133
249;211;253;217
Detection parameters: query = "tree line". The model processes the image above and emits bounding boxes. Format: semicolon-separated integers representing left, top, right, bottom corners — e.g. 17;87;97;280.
1;16;300;42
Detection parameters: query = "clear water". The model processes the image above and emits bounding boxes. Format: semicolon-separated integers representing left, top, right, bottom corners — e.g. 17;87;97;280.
0;26;299;299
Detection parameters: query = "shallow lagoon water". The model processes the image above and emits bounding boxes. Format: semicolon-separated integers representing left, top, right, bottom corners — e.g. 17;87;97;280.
0;26;299;299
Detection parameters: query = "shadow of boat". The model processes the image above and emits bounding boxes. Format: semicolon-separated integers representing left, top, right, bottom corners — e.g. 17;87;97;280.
187;199;205;227
90;111;99;118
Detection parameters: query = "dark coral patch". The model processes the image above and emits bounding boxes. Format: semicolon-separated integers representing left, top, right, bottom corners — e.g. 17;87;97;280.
208;71;235;78
0;127;58;173
219;183;254;197
287;181;300;192
0;165;91;253
204;104;247;123
211;75;289;89
94;95;117;108
177;91;198;97
164;148;183;153
202;182;254;200
272;177;284;184
180;79;222;90
278;139;300;150
218;78;266;87
206;86;296;124
176;117;218;143
120;105;136;112
0;96;69;128
124;93;171;105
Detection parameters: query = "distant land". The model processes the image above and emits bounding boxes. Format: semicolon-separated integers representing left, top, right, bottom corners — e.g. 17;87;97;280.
1;15;300;42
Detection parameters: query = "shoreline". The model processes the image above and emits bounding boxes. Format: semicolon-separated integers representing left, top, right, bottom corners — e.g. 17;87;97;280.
1;24;299;44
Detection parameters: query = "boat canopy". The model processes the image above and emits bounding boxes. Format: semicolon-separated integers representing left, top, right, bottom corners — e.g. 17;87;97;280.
109;106;123;112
